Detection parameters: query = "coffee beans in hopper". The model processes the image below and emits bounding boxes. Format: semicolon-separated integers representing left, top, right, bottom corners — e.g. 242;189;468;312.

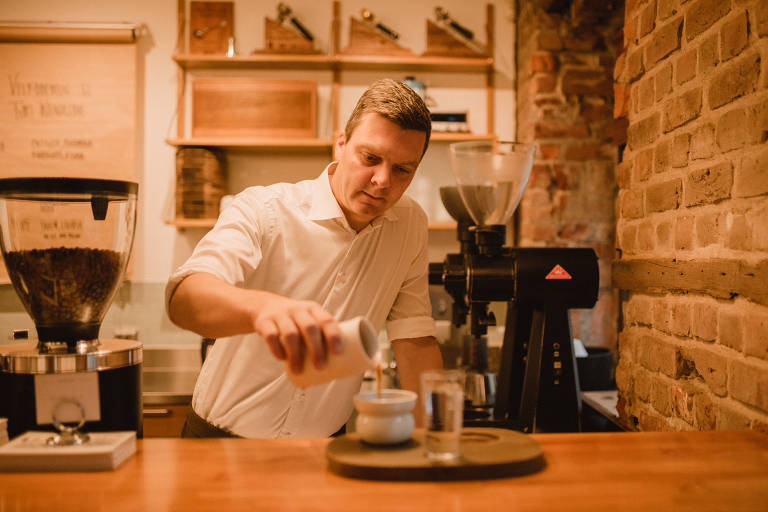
4;247;124;326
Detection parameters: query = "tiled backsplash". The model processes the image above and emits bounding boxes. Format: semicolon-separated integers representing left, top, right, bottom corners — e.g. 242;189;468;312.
0;282;200;347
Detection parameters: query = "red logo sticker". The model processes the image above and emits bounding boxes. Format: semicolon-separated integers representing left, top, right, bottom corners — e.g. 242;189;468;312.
545;264;572;280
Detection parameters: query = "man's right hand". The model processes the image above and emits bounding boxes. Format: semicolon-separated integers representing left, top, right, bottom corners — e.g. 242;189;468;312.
168;272;343;374
251;296;343;374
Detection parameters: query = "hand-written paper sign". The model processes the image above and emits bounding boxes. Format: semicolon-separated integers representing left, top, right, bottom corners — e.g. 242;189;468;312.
0;42;136;180
0;31;137;283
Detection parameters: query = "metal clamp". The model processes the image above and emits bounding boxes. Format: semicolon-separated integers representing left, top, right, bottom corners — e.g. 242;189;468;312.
46;399;90;446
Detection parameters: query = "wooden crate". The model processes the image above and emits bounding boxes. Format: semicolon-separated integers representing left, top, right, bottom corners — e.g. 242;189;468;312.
191;78;317;139
175;147;226;219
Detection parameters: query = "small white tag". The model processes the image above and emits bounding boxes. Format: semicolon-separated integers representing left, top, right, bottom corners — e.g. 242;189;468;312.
34;372;101;425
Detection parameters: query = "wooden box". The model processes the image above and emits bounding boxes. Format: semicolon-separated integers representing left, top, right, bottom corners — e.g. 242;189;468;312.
191;78;317;139
175;147;226;219
189;1;234;55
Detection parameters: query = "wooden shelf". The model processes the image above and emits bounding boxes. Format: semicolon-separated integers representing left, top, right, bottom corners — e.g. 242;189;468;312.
430;133;496;142
173;53;334;70
165;137;333;150
172;53;492;73
166;218;217;229
334;54;492;73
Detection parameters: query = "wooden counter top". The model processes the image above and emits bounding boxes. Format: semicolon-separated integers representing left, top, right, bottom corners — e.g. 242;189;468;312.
2;430;767;511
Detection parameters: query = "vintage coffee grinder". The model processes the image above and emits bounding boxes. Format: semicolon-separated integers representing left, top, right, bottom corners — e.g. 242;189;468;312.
0;178;141;442
429;141;599;433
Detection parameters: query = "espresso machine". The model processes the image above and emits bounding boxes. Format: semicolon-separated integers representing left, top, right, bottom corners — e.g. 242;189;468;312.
429;142;599;433
0;178;142;443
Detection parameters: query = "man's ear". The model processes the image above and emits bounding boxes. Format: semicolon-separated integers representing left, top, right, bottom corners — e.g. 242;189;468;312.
333;130;346;161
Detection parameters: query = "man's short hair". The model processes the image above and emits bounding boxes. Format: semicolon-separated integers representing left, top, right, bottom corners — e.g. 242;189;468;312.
344;78;432;156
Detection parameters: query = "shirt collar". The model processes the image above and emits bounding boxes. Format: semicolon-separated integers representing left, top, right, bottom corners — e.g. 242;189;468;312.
308;162;399;226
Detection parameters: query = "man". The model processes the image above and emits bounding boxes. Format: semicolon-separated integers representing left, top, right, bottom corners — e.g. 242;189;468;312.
166;78;443;438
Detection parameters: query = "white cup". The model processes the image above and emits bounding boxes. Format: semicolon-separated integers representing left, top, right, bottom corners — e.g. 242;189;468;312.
285;316;380;389
354;389;417;445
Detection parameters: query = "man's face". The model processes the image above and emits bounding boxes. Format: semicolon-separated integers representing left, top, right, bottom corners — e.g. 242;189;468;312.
330;113;426;231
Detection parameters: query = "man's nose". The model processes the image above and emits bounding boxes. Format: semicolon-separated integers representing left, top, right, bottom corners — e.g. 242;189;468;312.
370;165;391;189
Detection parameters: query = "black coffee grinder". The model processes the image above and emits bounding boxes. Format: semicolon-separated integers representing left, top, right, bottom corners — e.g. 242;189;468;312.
429;141;599;433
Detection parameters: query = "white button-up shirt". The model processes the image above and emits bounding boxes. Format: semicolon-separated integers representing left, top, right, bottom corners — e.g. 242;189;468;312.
165;165;436;437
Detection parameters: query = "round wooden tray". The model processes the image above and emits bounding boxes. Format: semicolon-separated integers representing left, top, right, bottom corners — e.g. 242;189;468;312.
326;427;545;481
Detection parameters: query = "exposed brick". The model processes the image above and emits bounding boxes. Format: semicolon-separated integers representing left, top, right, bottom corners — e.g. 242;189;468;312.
651;377;674;415
653;300;672;334
562;69;612;97
708;51;761;109
614;83;631;118
627;48;645;82
638;76;655;112
746;99;768;144
530;53;558;73
729;358;768;413
692;303;718;341
686;0;732;41
581;103;610;122
671;132;690;167
698;34;719;75
744;312;768;361
639;2;657;38
638;220;655;251
685;162;734;206
672;384;696;424
638;335;679;377
565;143;606;160
615;51;627;81
716;108;748;153
670;302;692;337
618;331;636;362
734;146;768;198
647;178;683;212
538;143;560;160
655;138;670;174
620;223;638;254
689;123;716;160
639;408;670;431
534;122;590;138
537;29;563;51
675;215;695;250
645;17;684;68
692;346;728;395
663;88;703;132
749;203;768;252
620;189;645;219
656;219;674;250
695;211;725;247
564;28;601;51
628;112;661;149
727;212;752;250
718;400;752;429
625;15;639;47
720;11;749;61
676;49;697;84
653;63;672;102
635;148;654;181
635;368;652;401
719;309;744;351
618;160;633;189
757;2;768;37
532;73;557;94
694;392;717;429
529;164;552;189
659;0;680;21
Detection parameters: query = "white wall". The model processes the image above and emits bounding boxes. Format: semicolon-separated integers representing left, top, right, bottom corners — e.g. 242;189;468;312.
0;0;516;283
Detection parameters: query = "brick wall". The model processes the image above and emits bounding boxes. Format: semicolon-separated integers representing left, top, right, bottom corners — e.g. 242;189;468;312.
516;0;623;350
613;0;768;432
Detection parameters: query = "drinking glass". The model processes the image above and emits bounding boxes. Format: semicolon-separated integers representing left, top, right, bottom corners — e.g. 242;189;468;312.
421;369;465;462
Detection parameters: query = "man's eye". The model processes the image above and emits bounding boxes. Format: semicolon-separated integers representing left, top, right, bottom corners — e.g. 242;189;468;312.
395;167;412;175
362;153;378;163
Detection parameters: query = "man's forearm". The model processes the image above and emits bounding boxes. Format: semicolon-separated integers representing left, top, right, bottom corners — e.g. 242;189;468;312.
168;272;268;339
391;336;443;426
